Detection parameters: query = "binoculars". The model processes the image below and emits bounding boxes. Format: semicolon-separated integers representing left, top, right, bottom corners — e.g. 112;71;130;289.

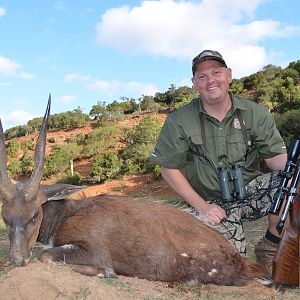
218;165;246;201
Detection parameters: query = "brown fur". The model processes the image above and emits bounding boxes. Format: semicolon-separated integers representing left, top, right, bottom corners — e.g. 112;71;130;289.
38;195;265;286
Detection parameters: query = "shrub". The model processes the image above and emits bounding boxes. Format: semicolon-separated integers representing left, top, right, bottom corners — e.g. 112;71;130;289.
43;143;83;178
81;126;122;158
47;137;56;143
56;171;81;185
122;117;162;174
91;152;123;182
275;109;300;145
20;152;34;175
20;139;35;151
8;160;22;177
6;139;20;158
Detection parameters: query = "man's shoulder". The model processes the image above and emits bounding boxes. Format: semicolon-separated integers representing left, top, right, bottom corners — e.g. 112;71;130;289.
233;95;270;116
168;98;198;120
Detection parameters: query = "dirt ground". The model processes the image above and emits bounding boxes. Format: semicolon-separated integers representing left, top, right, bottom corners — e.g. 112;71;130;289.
0;175;299;299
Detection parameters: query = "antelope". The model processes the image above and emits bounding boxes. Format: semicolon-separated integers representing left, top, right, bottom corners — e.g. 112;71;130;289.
0;97;267;286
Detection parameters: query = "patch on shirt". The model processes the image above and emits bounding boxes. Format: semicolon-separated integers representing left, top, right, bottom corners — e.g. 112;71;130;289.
231;117;242;129
151;149;157;157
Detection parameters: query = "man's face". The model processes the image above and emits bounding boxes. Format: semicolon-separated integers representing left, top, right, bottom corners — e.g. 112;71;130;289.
192;60;232;105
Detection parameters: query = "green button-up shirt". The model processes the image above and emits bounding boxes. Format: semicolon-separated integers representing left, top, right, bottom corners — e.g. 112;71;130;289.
150;94;286;201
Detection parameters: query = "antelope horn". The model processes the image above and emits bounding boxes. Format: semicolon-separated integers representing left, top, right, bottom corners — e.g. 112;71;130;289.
0;116;16;202
24;94;51;199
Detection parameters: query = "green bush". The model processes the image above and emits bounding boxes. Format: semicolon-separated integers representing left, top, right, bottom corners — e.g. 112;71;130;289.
20;152;34;175
6;139;20;158
44;143;82;178
47;137;56;143
8;160;22;177
56;171;81;185
91;152;123;182
275;109;300;145
122;117;162;174
81;126;122;158
20;139;35;151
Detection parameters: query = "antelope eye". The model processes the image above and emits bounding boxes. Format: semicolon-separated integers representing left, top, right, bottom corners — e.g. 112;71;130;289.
32;212;39;223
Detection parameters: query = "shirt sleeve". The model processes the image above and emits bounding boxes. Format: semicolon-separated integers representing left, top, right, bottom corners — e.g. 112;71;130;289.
254;110;286;159
149;114;189;169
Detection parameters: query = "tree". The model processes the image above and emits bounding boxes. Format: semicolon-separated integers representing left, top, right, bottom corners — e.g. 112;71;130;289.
288;60;300;75
89;101;107;120
139;95;162;112
6;139;20;158
91;152;123;182
122;117;162;174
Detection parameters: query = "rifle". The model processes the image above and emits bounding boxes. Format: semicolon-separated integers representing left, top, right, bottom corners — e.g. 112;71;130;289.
269;139;300;287
269;139;300;216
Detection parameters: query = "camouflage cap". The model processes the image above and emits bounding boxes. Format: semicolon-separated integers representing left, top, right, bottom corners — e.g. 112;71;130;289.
192;50;227;75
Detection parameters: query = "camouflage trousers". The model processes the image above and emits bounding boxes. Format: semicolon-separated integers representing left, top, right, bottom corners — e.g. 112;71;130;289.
189;172;281;255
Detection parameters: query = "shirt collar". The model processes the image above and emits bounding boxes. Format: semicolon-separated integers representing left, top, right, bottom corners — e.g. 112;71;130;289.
230;92;248;111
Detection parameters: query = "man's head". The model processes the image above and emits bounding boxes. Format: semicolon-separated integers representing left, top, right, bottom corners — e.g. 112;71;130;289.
191;50;232;106
192;50;227;76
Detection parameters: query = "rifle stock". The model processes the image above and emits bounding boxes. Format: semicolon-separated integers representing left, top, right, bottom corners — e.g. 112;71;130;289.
272;188;300;287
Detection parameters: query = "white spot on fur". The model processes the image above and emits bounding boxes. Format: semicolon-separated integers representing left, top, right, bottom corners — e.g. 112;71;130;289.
61;244;76;250
255;277;274;286
181;253;189;257
208;268;218;276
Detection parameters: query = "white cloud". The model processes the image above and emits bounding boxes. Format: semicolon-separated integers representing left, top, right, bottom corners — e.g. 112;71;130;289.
95;0;298;78
124;81;158;97
65;72;158;98
0;56;35;79
1;110;37;130
64;73;91;83
0;7;6;17
0;56;20;76
56;95;76;104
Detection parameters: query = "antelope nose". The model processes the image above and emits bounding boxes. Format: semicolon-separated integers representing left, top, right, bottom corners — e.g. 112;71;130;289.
11;255;27;267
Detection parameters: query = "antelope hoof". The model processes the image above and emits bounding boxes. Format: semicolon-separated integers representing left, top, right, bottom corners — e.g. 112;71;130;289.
97;268;118;278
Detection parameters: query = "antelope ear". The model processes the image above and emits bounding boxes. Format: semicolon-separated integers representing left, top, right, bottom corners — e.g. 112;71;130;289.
41;184;85;201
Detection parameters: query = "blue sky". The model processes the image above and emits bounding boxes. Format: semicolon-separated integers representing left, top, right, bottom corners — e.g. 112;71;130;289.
0;0;299;130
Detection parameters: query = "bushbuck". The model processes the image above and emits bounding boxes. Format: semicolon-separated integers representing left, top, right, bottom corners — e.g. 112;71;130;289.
0;96;267;286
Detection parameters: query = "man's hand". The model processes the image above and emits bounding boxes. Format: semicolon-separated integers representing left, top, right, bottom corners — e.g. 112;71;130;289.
199;203;227;225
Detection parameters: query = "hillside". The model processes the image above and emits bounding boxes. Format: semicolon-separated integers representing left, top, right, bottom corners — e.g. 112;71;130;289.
8;111;168;198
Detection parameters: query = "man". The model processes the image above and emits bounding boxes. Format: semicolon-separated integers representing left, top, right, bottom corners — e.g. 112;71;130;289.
150;50;287;266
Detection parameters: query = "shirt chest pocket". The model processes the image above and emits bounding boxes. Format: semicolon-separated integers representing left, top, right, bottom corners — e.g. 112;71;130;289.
226;133;247;164
187;135;211;164
187;135;207;163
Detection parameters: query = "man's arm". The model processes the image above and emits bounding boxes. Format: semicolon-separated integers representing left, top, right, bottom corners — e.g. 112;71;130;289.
161;167;226;225
264;153;289;237
264;153;287;171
